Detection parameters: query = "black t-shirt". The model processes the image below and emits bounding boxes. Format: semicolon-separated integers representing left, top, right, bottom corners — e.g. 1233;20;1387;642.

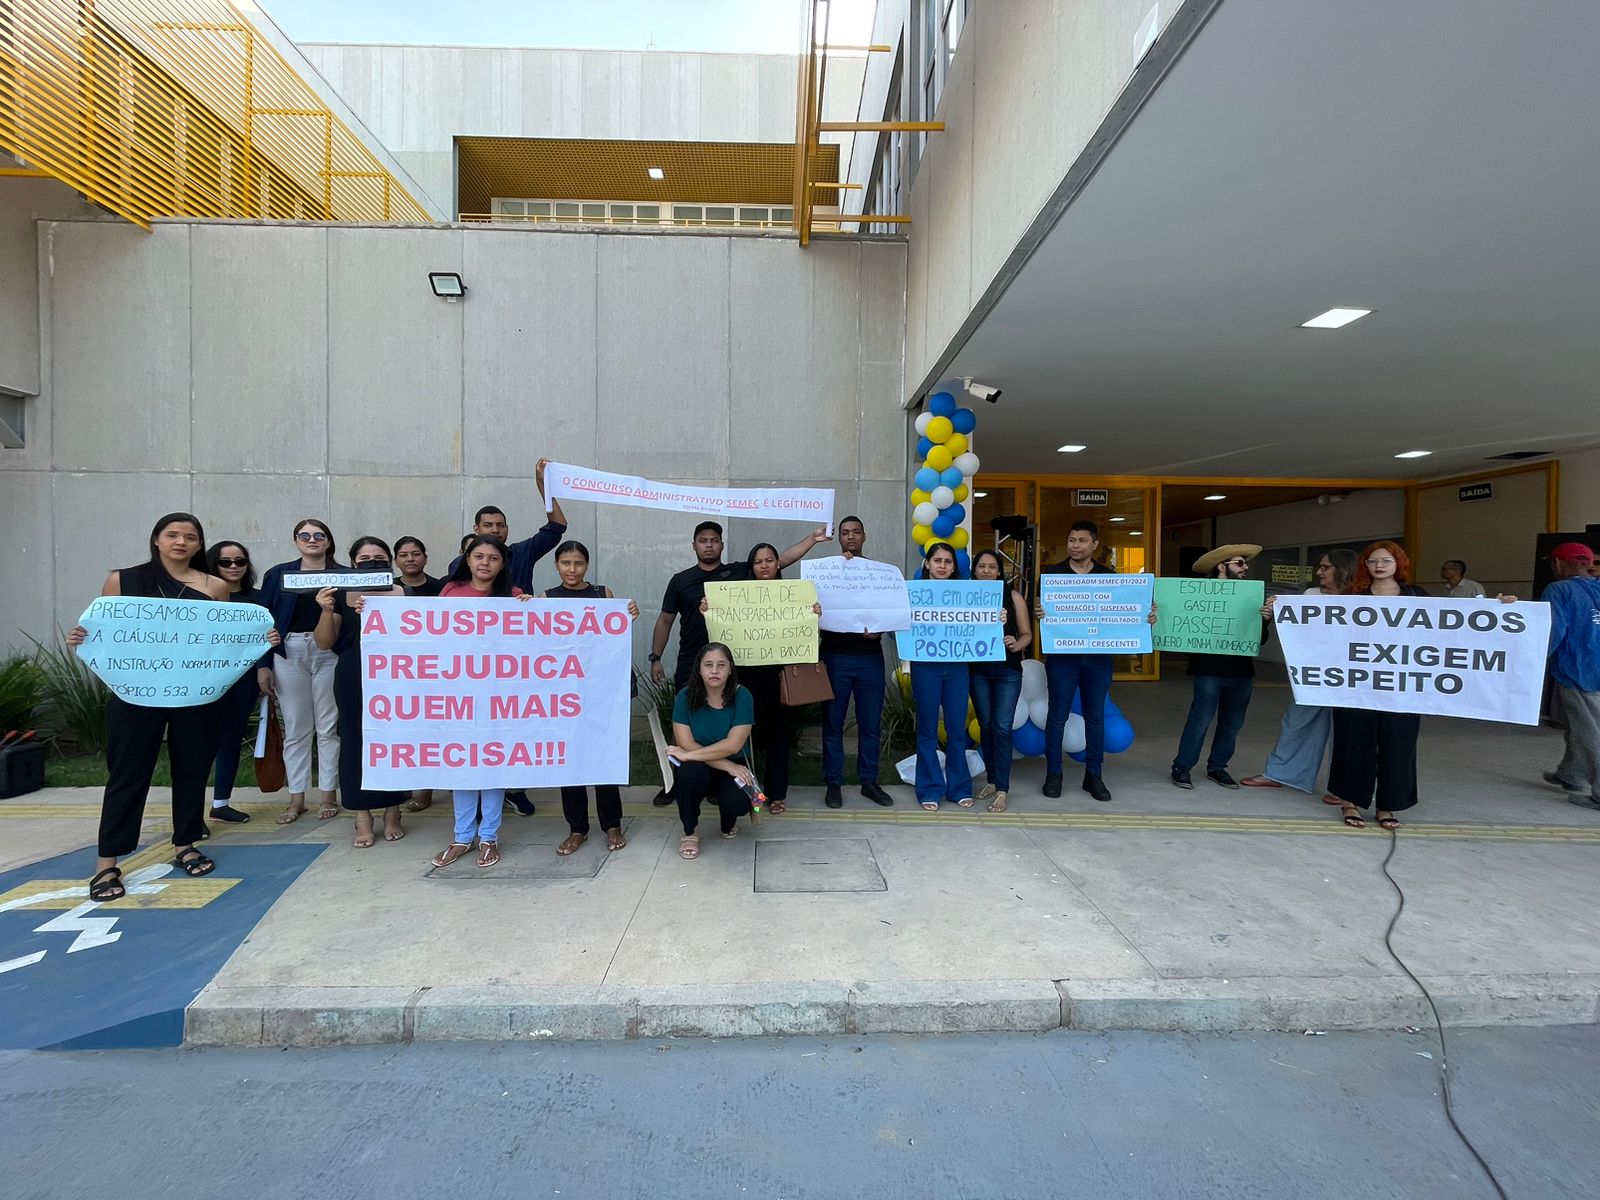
662;561;752;679
287;590;322;633
403;576;443;598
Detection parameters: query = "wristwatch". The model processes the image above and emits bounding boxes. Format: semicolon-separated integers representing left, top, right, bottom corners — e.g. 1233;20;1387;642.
647;653;662;663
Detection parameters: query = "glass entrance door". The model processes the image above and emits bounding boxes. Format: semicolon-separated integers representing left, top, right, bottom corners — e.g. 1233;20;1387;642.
1037;484;1157;679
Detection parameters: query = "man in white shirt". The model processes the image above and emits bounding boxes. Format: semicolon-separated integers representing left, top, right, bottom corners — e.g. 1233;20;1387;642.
1440;559;1485;598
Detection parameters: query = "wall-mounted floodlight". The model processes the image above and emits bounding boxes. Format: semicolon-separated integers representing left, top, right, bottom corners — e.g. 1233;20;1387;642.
429;272;466;302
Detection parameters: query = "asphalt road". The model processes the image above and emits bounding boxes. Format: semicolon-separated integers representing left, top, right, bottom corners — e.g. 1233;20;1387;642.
3;1027;1593;1200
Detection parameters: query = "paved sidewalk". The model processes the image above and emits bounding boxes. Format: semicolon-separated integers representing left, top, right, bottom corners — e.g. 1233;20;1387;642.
3;683;1597;1045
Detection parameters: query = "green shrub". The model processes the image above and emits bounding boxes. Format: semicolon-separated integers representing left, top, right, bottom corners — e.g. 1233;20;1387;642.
28;632;109;752
0;654;48;731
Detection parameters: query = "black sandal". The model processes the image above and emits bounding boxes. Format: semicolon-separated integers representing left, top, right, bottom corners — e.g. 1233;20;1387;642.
174;847;215;877
88;866;125;902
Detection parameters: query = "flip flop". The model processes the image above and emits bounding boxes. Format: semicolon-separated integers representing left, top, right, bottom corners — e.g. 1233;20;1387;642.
352;815;375;849
383;812;405;842
431;842;474;868
317;802;340;821
605;828;627;851
557;832;587;856
679;835;700;859
920;802;940;812
276;804;306;825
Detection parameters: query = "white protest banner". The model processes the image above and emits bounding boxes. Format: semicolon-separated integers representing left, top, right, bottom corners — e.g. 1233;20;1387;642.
282;570;395;592
359;596;633;788
544;461;834;529
75;597;273;707
894;580;1006;662
1274;596;1551;725
800;556;911;633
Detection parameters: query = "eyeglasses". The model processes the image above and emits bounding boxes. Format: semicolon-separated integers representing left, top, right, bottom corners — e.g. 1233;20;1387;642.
296;530;328;542
1314;563;1332;571
215;557;248;568
1225;558;1249;567
1366;558;1396;567
354;557;391;568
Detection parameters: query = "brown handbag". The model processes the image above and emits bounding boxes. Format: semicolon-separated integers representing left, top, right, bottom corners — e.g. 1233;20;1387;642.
779;661;834;706
254;699;287;793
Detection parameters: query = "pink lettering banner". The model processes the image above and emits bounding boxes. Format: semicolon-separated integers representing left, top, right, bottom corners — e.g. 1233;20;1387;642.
544;461;835;528
359;597;633;788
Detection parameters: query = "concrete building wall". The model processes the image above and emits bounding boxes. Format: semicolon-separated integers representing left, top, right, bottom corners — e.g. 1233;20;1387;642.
1558;447;1600;530
0;216;908;661
295;45;865;218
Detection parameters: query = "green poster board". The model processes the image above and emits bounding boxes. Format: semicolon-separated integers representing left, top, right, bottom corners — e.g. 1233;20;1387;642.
1152;577;1266;656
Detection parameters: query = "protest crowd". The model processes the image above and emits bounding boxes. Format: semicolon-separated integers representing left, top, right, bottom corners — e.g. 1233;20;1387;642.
59;460;1600;904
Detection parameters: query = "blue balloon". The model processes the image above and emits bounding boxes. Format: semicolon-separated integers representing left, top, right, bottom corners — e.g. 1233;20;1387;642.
946;503;966;525
1012;720;1046;758
939;466;965;489
955;548;970;575
1103;715;1135;754
914;467;939;491
928;391;958;418
1067;749;1087;763
932;513;957;538
951;407;977;435
916;436;933;459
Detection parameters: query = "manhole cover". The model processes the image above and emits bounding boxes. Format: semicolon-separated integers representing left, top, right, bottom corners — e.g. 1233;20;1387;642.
754;837;886;893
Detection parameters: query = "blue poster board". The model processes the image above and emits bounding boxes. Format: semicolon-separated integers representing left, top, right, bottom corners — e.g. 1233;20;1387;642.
76;597;274;707
894;579;1006;662
1038;573;1153;654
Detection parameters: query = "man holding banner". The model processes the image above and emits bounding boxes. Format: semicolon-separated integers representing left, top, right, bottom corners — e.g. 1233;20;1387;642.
1165;545;1270;791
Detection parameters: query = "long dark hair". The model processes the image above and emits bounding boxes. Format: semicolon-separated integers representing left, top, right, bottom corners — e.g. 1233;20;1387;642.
1322;548;1359;593
292;517;339;566
553;539;590;564
745;542;782;580
207;540;256;592
970;548;1006;584
145;512;209;576
449;535;513;596
685;642;739;713
918;541;963;580
393;535;427;557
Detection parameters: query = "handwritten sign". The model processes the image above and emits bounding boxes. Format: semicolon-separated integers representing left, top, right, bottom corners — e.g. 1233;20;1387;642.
544;461;834;528
704;580;819;666
1275;596;1549;724
1038;573;1153;654
894;580;1005;662
800;556;911;633
1152;578;1265;656
282;570;395;592
359;597;632;788
75;597;273;707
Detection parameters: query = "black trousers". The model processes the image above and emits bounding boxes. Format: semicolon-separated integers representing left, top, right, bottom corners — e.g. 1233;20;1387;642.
561;785;623;834
1328;708;1421;813
742;665;791;801
210;674;259;802
671;760;752;835
99;695;220;857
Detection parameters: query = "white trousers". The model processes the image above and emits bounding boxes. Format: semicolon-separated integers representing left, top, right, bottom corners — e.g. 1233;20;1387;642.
275;632;340;793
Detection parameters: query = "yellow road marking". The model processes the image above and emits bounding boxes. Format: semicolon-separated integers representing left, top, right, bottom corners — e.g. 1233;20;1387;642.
0;876;239;910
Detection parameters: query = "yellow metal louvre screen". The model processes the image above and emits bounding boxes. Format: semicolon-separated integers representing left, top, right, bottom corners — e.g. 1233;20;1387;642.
0;0;428;228
456;136;839;221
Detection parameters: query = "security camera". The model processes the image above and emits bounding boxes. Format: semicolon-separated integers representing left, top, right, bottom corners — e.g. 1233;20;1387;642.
964;378;1002;404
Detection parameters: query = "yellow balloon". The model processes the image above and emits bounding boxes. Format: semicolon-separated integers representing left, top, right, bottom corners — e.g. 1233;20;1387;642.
926;445;954;471
953;484;969;502
967;718;981;743
949;526;970;550
937;719;948;746
926;416;954;443
966;699;977;721
912;522;934;545
945;433;969;457
896;665;912;699
910;488;931;505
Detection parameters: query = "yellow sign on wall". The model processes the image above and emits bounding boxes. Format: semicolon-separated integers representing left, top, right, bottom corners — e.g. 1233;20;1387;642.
704;580;820;666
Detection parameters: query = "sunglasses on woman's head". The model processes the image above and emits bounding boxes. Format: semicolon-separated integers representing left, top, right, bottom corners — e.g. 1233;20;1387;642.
215;557;248;568
296;530;328;542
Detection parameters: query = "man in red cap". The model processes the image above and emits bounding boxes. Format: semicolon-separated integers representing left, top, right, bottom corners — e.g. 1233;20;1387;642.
1543;542;1600;810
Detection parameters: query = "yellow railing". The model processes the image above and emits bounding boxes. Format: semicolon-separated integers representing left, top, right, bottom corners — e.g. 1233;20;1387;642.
0;0;428;228
459;211;796;231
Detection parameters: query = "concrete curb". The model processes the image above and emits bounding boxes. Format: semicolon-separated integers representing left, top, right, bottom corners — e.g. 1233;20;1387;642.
184;974;1600;1047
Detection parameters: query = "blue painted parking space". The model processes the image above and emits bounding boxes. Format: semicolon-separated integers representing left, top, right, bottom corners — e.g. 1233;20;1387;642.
0;842;324;1050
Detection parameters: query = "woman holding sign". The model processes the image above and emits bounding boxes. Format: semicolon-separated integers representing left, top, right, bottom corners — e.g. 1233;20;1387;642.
205;540;265;828
257;518;343;825
910;542;976;811
66;514;253;901
969;550;1032;812
542;540;640;855
430;536;533;868
668;643;758;859
315;537;410;848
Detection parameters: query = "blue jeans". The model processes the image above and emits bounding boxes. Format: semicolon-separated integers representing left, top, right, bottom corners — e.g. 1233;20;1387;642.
1261;703;1332;793
822;652;885;786
910;661;972;804
969;664;1021;792
1173;675;1254;773
1044;653;1114;777
452;788;504;844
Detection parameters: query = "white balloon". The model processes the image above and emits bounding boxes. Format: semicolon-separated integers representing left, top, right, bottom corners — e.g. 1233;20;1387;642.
913;501;938;526
1012;691;1031;730
930;485;955;509
1061;713;1087;754
914;412;933;436
954;452;980;476
1028;696;1050;728
1020;658;1047;702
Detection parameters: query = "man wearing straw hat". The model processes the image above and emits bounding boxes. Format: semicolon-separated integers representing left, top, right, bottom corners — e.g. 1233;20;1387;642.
1171;544;1271;790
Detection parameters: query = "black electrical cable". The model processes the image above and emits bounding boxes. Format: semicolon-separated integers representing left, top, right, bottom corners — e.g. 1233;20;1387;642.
1378;827;1510;1200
